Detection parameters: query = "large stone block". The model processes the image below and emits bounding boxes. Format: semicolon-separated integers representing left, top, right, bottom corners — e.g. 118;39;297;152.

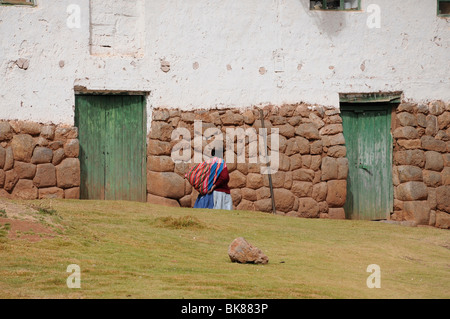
421;136;446;152
147;171;185;199
438;112;450;130
322;133;346;147
397;112;417;127
276;124;295;138
246;173;263;189
436;185;450;212
435;211;450;229
291;181;313;197
34;163;57;188
64;139;79;158
337;158;348;180
327;145;347;158
4;170;18;192
147;155;175;172
319;124;343;136
254;198;273;213
40;125;55;139
273;189;295;212
256;187;271;200
297;197;319;218
423;170;442;187
149;121;173;142
397;139;421;150
285;136;309;155
31;146;53;164
241;188;257;201
228;170;247;188
393;126;419;139
328;207;346;219
52;148;65;166
39;187;64;199
295;123;320;140
237;199;255;211
178;195;192;208
289;154;302;170
11;134;35;162
20;121;41;135
310;140;323;155
312;182;327;202
321;156;338;181
397;103;415;113
292;169;314;182
64;187;80;199
147;193;180;207
230;188;242;206
11;179;38;200
403;201;430;225
425;151;444;171
148;139;171;156
442;167;450;185
0;122;13;141
0;146;5;169
270;115;287;126
397;165;423;183
429;101;445;116
222;111;245;126
56;158;80;189
263;171;285;188
152;109;170;122
326;180;347;207
396;181;428;201
393;150;425;167
425;115;438;136
14;161;36;179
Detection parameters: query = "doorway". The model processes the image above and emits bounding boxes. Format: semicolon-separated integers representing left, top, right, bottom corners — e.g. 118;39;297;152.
341;102;394;220
75;94;147;202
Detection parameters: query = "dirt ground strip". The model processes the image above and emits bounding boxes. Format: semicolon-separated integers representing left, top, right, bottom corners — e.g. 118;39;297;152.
0;200;61;242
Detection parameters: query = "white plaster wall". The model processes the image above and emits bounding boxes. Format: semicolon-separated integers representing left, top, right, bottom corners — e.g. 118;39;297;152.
0;0;449;126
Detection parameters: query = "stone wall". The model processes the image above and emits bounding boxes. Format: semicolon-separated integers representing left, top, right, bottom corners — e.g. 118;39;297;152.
0;121;80;200
391;101;450;228
147;104;349;219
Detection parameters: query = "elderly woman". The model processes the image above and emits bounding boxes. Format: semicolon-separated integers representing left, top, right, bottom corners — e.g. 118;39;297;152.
192;148;233;210
207;149;232;210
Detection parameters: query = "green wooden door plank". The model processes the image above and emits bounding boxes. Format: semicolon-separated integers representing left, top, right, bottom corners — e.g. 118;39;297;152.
104;95;146;202
75;95;107;200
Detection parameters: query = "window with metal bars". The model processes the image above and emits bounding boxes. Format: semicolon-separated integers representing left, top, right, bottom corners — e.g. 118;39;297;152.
438;0;450;16
310;0;360;10
0;0;35;5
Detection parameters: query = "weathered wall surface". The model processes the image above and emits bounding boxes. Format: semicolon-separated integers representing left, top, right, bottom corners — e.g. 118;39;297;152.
1;0;449;126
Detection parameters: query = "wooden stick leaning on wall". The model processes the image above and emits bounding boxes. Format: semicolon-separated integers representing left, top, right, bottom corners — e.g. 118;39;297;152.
259;109;276;215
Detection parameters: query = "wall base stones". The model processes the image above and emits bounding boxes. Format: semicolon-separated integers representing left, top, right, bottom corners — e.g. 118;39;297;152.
391;101;450;229
0;120;80;200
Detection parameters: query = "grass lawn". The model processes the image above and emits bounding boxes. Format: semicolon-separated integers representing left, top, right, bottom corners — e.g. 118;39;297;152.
0;199;449;299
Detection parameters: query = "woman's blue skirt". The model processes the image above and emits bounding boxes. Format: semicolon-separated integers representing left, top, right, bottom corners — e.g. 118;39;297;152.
194;193;214;209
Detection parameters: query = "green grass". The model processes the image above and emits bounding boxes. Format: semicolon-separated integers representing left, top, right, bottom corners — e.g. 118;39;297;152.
0;199;449;299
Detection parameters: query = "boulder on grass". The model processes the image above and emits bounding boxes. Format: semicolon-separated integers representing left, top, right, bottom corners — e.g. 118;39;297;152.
228;237;268;264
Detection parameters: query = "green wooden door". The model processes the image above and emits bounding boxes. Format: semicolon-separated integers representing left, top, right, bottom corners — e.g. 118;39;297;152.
75;95;147;202
341;104;393;220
